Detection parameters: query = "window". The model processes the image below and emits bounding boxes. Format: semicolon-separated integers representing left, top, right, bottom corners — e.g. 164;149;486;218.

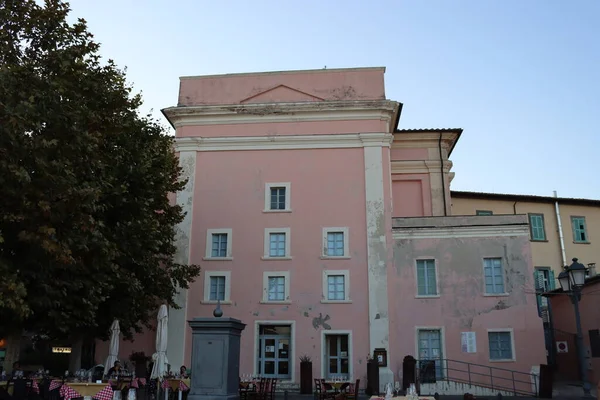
322;270;351;303
416;259;438;296
262;271;290;303
204;229;233;260
528;214;546;241
324;333;351;379
483;258;505;294
322;227;350;258
476;210;493;216
571;216;589;243
589;329;600;358
488;330;514;361
263;228;291;259
203;271;231;303
264;183;291;212
534;267;555;320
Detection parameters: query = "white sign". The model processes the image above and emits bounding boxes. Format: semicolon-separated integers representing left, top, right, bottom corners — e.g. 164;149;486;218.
52;347;72;354
556;341;568;353
265;346;275;353
461;332;477;353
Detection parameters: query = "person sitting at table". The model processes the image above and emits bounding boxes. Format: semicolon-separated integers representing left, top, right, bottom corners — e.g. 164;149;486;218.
107;361;122;378
179;365;188;378
11;362;23;378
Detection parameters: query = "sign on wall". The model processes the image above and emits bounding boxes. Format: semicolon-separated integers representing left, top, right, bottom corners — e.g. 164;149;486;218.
461;332;477;353
51;347;72;354
556;341;568;353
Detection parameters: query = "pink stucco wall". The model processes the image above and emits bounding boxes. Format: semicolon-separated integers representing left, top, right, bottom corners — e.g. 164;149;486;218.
177;68;386;106
183;147;371;381
389;216;546;392
550;279;600;385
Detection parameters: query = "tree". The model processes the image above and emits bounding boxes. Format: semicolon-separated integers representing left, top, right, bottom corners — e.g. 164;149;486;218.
0;0;200;342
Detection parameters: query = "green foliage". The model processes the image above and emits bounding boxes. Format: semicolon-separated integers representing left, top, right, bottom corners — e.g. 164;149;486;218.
0;0;200;340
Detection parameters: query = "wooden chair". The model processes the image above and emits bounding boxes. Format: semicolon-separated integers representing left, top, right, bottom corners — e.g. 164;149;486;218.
345;379;360;400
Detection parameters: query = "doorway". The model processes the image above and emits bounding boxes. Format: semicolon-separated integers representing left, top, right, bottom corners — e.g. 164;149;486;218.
324;334;350;379
257;325;291;379
417;329;444;380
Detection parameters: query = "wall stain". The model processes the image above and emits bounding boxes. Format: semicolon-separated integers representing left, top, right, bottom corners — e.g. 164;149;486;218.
312;313;331;330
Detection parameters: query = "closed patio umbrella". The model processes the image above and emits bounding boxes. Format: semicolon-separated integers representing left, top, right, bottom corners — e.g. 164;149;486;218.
150;305;169;379
104;319;121;376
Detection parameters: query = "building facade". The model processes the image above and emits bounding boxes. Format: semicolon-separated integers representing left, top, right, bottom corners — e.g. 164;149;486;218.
452;191;600;369
97;67;547;392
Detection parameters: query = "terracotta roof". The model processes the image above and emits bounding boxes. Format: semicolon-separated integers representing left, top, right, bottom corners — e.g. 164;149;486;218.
451;191;600;206
394;128;463;155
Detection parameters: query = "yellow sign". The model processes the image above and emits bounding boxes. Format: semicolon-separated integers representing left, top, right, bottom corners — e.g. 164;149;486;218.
52;347;72;354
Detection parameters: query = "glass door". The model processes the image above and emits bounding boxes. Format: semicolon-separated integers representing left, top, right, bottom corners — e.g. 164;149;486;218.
418;329;443;380
326;334;349;379
258;325;291;379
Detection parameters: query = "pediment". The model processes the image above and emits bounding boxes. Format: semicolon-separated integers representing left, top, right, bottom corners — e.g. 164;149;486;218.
240;84;325;104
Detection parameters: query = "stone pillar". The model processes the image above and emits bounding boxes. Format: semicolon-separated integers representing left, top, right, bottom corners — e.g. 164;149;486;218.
188;312;246;400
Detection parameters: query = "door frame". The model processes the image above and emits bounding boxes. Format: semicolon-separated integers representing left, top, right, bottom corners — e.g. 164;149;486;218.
253;320;296;382
321;330;353;380
414;326;446;378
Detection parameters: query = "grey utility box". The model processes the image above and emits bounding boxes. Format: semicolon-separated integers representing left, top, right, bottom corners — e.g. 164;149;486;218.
188;316;246;400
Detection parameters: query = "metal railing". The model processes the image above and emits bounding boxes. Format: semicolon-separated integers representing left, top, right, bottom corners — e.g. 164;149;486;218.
416;359;538;397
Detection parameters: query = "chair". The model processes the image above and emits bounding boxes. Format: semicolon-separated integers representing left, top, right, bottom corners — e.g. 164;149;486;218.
314;379;335;400
345;379;360;400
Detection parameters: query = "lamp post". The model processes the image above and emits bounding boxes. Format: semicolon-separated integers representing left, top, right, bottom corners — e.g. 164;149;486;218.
557;258;592;398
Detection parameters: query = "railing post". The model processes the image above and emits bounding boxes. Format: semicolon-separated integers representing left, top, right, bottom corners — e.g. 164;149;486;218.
512;371;516;396
489;366;493;391
467;363;471;386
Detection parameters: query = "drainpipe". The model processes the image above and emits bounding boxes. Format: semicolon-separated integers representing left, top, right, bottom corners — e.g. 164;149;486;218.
438;133;447;216
513;201;517;214
553;190;567;266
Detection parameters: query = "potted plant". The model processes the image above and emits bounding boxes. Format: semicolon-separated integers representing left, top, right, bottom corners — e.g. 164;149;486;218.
129;351;151;377
299;355;313;394
366;353;379;396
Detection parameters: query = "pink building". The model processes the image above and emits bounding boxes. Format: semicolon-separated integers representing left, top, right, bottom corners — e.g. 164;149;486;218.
104;67;545;394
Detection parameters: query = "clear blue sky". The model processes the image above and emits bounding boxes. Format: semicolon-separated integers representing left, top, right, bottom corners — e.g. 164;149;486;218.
66;0;600;199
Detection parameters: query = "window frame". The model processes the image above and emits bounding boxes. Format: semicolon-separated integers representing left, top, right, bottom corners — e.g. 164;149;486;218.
571;216;589;243
487;328;516;362
415;258;439;298
203;271;232;304
262;271;291;304
204;228;233;260
482;257;508;296
264;182;292;212
528;213;547;241
322;270;351;303
263;228;292;260
321;227;350;259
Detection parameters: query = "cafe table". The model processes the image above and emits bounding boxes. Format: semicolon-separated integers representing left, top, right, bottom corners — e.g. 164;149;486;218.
369;396;436;400
62;382;113;400
162;378;191;400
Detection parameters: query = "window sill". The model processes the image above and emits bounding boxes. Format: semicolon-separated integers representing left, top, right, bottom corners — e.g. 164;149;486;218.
321;300;352;304
573;241;590;245
483;293;510;297
530;239;548;243
489;359;516;363
261;256;293;261
201;300;232;305
263;209;293;213
259;300;292;304
202;257;233;261
415;295;440;299
320;256;351;260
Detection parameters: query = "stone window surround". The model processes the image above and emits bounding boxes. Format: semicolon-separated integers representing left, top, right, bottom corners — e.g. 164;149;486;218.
204;228;233;260
321;270;352;304
261;271;291;304
264;182;292;212
202;271;232;304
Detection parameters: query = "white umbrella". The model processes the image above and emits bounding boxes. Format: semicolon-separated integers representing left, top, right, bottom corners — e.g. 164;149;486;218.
150;305;169;379
104;319;121;376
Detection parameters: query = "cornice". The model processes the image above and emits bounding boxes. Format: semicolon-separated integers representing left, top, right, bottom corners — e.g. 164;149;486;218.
391;132;459;150
392;224;529;240
174;133;394;152
163;100;400;128
390;160;453;174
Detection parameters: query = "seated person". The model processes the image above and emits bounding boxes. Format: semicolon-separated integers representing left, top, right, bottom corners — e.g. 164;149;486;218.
179;365;189;378
107;361;122;378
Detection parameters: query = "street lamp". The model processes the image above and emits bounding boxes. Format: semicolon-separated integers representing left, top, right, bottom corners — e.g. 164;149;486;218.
557;258;592;398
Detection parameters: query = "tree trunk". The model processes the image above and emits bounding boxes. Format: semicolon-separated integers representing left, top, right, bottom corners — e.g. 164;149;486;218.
68;337;83;372
2;334;22;373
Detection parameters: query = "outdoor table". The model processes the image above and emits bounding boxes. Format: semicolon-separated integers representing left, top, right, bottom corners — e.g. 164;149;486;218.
62;382;113;400
162;378;190;400
325;381;350;393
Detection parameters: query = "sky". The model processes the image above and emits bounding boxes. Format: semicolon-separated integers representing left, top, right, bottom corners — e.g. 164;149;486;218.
65;0;600;199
